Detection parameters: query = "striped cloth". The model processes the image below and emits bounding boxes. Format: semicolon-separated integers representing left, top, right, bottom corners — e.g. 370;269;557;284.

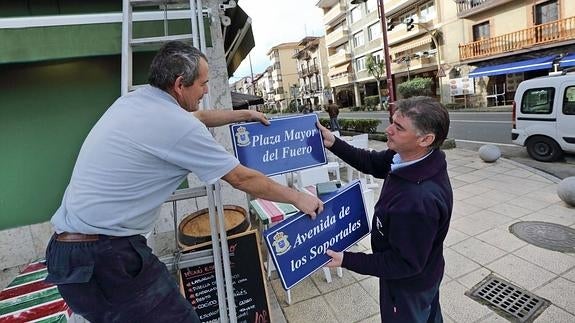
0;262;71;323
250;199;299;225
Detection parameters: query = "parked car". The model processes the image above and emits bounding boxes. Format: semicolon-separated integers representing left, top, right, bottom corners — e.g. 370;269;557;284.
512;72;575;162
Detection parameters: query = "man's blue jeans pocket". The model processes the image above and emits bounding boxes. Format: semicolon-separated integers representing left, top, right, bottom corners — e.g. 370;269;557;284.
45;236;95;285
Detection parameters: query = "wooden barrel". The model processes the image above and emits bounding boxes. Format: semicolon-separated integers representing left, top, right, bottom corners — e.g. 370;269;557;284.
178;205;250;247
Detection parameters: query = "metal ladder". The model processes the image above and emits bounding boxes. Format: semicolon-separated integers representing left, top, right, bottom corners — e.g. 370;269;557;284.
121;0;208;95
121;1;236;321
160;183;237;322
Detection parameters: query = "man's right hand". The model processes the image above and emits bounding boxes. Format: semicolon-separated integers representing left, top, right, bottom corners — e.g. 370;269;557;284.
223;165;324;220
316;122;335;148
293;192;323;220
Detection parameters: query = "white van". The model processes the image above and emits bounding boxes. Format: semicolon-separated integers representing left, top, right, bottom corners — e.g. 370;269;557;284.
512;72;575;162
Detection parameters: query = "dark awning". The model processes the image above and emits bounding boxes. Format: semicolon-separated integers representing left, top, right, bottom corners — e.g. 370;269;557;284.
223;4;255;77
468;55;557;78
231;91;264;110
559;53;575;68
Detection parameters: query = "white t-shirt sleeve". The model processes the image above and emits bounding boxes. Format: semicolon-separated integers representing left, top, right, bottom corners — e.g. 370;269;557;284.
164;122;240;184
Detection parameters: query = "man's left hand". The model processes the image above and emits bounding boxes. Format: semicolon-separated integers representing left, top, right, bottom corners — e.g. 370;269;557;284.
248;111;270;126
325;249;343;267
316;122;335;148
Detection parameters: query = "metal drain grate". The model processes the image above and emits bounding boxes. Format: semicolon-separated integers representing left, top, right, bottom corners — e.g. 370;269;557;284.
466;275;550;322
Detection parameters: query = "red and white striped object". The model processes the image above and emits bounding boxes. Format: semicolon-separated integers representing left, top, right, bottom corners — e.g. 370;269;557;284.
0;262;71;323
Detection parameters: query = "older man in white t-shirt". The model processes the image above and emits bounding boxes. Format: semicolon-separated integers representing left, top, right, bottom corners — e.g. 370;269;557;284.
46;41;323;323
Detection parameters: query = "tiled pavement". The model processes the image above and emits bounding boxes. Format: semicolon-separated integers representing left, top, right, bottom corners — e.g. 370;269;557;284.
266;141;575;323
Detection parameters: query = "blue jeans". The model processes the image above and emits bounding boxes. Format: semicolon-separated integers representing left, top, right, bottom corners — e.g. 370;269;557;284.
329;117;340;131
380;279;443;322
45;234;199;323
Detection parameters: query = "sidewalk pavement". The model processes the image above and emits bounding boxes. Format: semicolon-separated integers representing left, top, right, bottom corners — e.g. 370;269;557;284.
266;141;575;323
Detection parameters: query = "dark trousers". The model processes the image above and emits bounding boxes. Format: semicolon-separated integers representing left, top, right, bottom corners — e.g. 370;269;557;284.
45;234;200;323
380;279;443;323
329;117;340;131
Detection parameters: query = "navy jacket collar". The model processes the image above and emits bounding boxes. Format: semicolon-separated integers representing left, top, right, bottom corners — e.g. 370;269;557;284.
390;149;446;183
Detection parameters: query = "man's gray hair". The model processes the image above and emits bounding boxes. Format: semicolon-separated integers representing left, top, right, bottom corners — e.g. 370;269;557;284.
395;96;450;149
148;41;207;91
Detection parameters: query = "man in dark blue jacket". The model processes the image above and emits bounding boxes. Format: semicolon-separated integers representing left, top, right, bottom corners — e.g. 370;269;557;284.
320;96;452;322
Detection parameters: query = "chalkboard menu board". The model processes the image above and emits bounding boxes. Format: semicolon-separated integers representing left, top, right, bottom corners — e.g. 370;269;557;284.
179;230;270;323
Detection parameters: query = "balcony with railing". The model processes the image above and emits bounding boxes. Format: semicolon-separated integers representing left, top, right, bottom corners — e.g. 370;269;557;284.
386;0;418;16
330;76;352;87
391;55;436;75
311;83;321;92
293;49;311;60
326;25;349;48
329;51;351;67
309;65;319;75
387;22;428;45
324;3;347;28
330;73;353;87
459;16;575;61
456;0;515;18
317;0;338;8
269;51;280;62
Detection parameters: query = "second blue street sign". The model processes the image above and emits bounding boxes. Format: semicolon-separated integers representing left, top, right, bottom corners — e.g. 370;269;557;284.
263;181;370;290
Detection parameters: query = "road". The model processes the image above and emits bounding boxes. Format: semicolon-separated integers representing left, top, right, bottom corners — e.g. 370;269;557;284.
332;111;512;142
318;111;575;179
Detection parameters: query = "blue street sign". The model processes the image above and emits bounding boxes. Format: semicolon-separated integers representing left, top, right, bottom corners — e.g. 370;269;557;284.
230;114;327;176
263;181;370;290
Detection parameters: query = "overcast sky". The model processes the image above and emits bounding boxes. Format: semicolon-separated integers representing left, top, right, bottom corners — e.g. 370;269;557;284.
230;0;325;82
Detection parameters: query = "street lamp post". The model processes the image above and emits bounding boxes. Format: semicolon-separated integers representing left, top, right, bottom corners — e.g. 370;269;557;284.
351;0;395;118
409;21;444;103
403;56;411;81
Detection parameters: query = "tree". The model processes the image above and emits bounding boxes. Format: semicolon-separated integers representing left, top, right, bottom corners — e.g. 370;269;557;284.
397;77;433;98
366;53;386;110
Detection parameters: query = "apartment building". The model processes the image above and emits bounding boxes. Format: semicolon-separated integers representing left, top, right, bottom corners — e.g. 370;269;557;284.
384;1;451;100
267;42;302;111
230;76;254;94
457;0;575;106
349;0;390;105
229;68;276;109
318;0;575;107
318;0;357;107
318;0;457;105
234;37;330;113
254;66;275;107
292;36;331;110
